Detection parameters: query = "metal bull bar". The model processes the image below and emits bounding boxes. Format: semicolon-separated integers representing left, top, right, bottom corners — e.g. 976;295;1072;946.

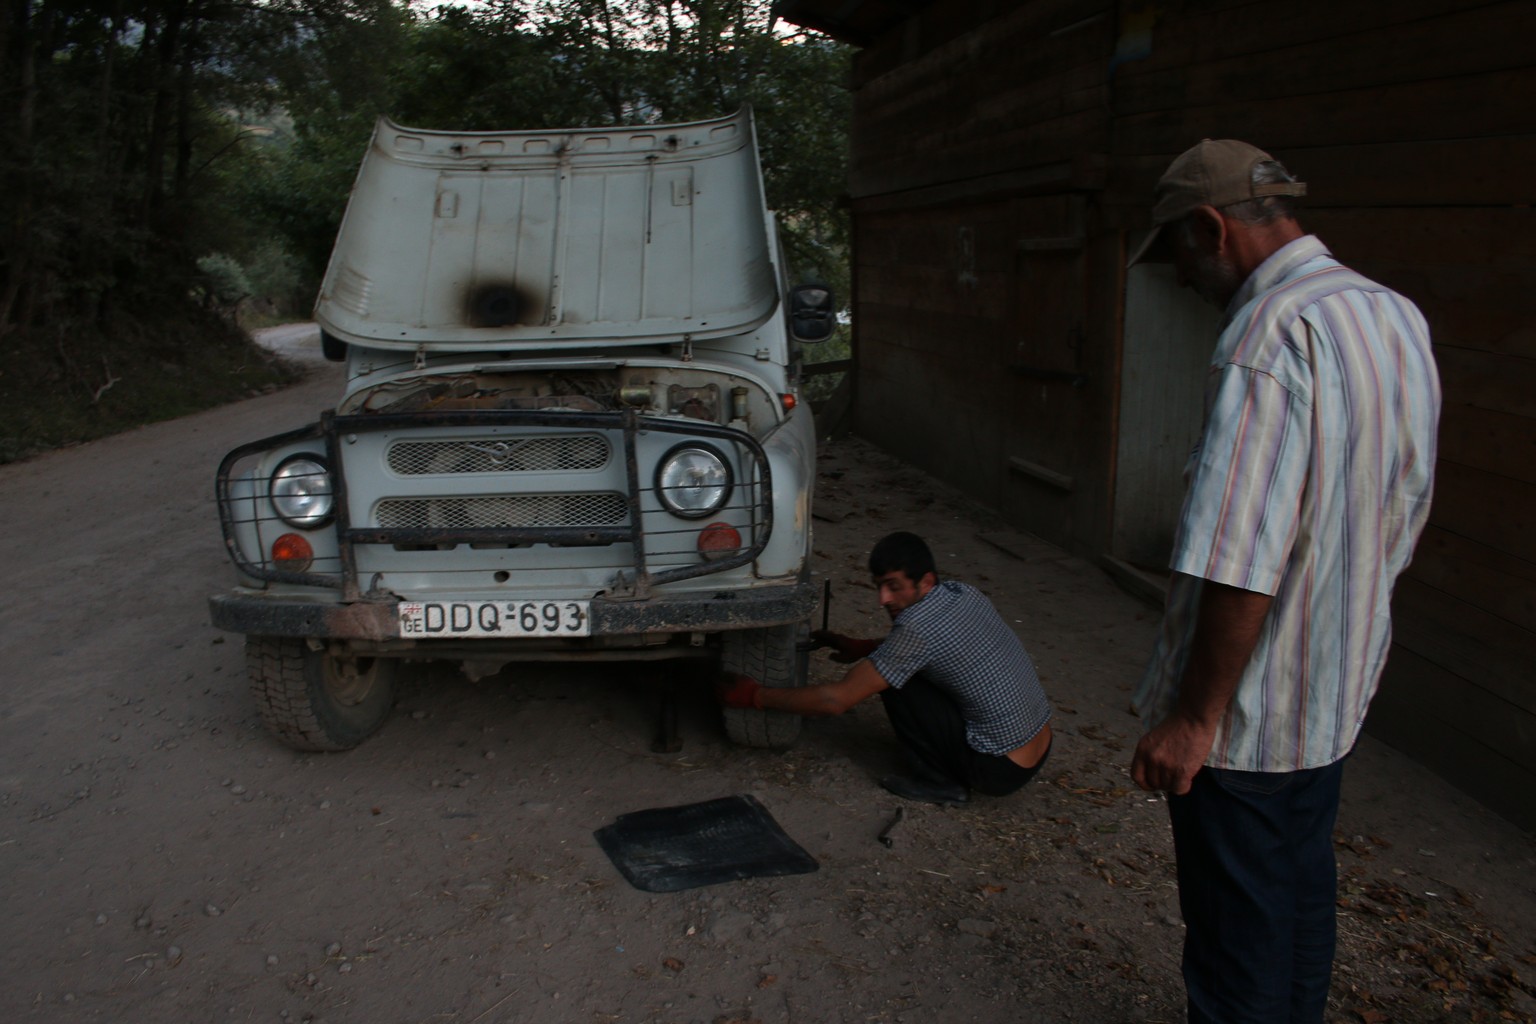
215;407;774;602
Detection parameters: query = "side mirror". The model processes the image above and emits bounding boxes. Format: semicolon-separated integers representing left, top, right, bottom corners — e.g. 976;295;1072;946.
788;283;836;343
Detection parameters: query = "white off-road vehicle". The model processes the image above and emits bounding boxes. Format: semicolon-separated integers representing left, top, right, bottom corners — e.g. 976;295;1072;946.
211;110;832;752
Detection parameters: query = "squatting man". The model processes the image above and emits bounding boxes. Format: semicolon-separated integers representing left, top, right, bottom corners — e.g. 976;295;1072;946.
719;531;1053;806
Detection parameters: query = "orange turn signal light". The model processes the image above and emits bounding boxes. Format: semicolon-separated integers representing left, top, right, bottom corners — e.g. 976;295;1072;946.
697;522;742;561
272;532;314;572
780;393;797;411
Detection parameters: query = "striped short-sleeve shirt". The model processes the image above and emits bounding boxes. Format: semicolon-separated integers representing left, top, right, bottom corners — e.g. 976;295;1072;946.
870;580;1052;756
1133;235;1440;773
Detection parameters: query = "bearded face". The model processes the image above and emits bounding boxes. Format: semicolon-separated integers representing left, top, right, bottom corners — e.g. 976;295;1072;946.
1171;214;1245;310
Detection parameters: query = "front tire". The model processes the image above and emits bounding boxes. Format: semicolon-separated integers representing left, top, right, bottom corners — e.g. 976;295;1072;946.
719;623;809;749
246;637;396;751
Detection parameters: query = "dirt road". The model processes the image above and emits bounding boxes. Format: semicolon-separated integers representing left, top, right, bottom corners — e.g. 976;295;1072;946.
2;338;1534;1023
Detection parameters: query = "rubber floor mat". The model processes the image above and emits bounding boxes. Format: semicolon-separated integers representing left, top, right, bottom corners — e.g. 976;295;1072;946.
594;794;819;893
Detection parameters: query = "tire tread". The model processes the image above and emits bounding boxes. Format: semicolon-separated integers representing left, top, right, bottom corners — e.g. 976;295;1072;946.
720;623;808;749
245;637;392;752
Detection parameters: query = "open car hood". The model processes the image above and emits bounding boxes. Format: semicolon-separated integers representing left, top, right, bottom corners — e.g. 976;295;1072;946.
315;109;777;352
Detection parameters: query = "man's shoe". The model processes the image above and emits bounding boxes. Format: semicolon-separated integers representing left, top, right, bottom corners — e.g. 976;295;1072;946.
879;773;968;807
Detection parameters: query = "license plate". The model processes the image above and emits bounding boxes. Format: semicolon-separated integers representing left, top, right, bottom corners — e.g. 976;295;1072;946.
397;599;591;638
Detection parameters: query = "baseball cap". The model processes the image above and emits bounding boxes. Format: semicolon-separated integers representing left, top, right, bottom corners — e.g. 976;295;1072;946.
1127;139;1307;266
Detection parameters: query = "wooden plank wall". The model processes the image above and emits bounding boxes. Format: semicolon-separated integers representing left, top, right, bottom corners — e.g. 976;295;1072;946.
849;0;1120;545
854;199;1021;509
842;0;1536;825
851;0;1114;197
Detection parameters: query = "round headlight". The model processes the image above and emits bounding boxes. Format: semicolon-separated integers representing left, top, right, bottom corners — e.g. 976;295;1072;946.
270;454;333;528
655;444;732;519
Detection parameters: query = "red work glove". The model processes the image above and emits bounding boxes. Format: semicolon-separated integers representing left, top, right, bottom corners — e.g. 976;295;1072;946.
810;630;880;664
717;673;764;709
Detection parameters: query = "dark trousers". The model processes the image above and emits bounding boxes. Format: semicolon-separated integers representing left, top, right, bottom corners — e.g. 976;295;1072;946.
1168;756;1347;1024
878;674;1048;796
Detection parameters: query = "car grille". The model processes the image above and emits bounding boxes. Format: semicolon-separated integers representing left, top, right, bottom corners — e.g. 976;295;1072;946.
215;410;772;590
387;435;609;475
375;493;629;530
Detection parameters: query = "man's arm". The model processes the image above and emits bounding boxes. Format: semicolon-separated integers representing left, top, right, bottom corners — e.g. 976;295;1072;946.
725;659;891;717
810;630;881;663
1131;577;1273;794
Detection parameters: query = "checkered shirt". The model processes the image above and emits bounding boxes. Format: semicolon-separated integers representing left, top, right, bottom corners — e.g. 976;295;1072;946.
869;580;1052;756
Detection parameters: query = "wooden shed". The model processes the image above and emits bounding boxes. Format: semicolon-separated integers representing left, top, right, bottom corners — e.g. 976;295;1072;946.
777;0;1536;828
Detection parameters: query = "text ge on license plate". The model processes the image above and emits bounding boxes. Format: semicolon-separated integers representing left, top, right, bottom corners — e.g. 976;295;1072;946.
397;600;590;638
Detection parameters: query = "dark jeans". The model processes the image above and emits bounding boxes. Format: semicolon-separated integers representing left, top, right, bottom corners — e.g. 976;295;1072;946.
1168;756;1347;1024
879;674;1048;796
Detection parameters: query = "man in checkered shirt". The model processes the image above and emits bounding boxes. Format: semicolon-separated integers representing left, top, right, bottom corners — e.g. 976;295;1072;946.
720;532;1053;806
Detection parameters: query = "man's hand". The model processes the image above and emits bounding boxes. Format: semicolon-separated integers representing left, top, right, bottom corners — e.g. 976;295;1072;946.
717;674;764;709
809;630;880;664
1131;578;1273;795
1131;712;1218;795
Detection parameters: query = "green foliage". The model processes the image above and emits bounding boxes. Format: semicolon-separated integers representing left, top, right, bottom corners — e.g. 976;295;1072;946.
241;242;311;318
390;5;614;128
801;323;852;405
0;0;851;456
197;253;253;309
0;0;342;458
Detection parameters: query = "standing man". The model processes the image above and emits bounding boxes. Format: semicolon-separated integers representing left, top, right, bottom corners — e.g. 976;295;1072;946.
1128;139;1440;1022
720;531;1053;807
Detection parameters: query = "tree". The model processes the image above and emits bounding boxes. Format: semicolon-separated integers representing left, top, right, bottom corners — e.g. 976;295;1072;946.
530;0;852;291
0;0;309;455
0;0;850;457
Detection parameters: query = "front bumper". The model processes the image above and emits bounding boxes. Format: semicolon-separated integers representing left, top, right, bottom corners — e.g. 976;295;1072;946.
209;582;817;644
